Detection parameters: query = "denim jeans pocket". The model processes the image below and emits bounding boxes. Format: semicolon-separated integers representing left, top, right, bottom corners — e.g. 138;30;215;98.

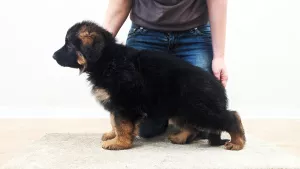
189;24;212;37
127;24;148;39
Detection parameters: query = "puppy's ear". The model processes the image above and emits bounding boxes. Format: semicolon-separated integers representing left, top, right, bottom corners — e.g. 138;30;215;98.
79;31;105;62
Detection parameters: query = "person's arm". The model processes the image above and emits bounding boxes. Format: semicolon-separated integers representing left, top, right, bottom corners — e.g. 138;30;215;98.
206;0;228;87
103;0;132;37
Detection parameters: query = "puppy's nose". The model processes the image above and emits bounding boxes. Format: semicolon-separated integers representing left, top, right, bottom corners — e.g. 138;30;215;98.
52;54;57;60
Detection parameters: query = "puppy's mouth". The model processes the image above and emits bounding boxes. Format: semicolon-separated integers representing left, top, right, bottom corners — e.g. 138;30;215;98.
54;59;69;68
79;65;86;75
77;51;87;75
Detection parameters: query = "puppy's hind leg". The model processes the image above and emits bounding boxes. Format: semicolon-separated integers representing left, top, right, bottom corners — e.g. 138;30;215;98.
168;129;198;144
224;111;246;150
168;118;198;144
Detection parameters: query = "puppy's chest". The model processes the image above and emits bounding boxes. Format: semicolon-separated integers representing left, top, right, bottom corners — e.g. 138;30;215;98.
91;87;111;105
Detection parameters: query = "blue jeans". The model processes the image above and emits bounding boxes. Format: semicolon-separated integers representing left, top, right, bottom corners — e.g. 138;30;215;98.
126;23;213;73
126;23;213;138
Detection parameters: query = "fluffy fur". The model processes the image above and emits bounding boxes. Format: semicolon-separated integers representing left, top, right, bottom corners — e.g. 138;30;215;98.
53;21;246;151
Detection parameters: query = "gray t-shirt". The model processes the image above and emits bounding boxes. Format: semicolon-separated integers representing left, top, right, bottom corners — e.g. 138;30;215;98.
130;0;208;31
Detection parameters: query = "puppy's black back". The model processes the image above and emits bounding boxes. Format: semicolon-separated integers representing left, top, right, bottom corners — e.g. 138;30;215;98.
88;42;231;131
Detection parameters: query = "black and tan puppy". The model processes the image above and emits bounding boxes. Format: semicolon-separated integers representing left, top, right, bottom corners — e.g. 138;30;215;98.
53;21;246;151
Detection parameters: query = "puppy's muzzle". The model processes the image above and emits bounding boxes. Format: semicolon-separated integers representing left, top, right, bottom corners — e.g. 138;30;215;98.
52;54;58;60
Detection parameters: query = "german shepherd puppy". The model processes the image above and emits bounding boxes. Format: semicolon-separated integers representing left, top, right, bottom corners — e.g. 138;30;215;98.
53;21;246;151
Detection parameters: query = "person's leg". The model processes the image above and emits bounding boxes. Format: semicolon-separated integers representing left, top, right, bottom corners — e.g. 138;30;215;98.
173;23;213;73
125;24;170;138
172;23;213;139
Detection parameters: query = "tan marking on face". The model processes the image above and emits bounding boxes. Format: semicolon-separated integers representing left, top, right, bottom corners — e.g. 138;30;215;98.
77;54;87;75
78;26;99;46
77;54;86;65
92;87;110;102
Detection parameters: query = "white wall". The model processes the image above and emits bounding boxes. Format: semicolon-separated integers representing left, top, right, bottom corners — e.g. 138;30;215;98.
0;0;299;118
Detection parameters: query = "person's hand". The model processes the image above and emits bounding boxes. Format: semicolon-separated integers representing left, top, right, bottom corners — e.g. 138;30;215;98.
212;57;228;87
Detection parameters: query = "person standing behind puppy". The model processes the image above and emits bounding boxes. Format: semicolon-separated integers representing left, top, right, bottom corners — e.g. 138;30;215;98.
103;0;228;139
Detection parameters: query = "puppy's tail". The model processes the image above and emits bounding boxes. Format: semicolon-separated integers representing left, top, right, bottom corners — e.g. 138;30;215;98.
224;110;246;150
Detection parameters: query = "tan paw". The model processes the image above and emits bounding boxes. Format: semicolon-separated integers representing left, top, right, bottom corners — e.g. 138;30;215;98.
168;134;188;144
101;131;116;141
224;141;244;150
102;138;132;150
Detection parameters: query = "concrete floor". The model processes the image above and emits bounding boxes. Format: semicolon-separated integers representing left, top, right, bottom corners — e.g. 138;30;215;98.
0;118;300;166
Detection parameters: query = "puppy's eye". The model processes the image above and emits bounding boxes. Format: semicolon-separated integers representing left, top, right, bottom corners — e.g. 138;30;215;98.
67;43;76;51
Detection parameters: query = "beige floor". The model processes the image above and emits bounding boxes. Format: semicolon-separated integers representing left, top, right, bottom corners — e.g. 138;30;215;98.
0;118;299;166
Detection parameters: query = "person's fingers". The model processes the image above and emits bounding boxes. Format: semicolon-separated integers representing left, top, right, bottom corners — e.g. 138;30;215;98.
221;69;228;87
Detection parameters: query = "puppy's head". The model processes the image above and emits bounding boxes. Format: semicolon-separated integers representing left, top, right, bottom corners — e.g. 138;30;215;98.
52;21;113;74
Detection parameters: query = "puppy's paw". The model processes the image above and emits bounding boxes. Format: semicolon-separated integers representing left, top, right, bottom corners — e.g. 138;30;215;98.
101;131;116;141
224;141;244;150
102;138;132;150
168;134;188;144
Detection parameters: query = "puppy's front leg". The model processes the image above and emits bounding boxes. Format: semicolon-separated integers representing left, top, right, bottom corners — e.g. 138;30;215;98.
102;115;134;150
101;113;116;141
